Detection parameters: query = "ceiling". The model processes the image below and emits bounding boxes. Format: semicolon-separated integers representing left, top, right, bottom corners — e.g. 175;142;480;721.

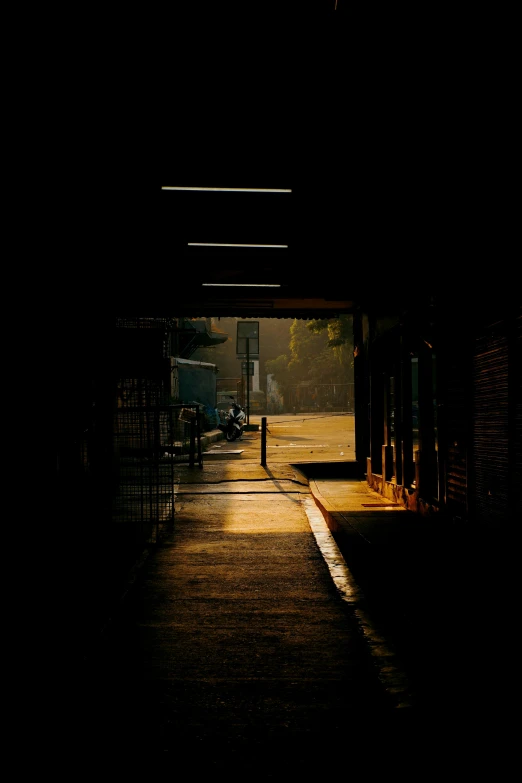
155;185;357;319
99;13;461;321
149;166;425;319
102;14;412;320
61;5;513;326
148;126;412;320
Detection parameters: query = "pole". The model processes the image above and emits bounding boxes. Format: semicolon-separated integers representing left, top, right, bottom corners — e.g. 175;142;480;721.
261;417;267;466
246;337;250;425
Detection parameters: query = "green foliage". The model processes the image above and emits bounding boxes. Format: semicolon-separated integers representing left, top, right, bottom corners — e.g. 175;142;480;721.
190;316;354;401
265;315;354;394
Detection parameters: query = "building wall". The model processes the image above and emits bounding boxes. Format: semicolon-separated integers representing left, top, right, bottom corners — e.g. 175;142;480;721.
360;297;522;527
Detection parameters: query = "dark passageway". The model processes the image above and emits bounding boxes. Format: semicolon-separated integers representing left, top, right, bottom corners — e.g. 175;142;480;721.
40;8;521;768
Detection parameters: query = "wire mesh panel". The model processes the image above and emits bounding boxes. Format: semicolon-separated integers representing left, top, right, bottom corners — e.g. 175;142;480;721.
113;394;202;562
111;318;203;565
113;402;176;550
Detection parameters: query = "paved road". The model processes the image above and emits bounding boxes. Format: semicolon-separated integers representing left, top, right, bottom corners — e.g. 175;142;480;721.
205;412;356;464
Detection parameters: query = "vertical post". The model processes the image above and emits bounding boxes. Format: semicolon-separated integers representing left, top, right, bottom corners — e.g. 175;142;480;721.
353;307;367;476
189;414;196;468
246;337;250;425
261;417;267;466
401;336;414;489
418;340;437;499
393;345;403;486
196;406;203;468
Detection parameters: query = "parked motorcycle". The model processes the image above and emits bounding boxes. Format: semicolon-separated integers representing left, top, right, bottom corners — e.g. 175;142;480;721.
218;396;246;442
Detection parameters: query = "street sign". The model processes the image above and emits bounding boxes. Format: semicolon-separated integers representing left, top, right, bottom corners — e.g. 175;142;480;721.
236;321;259;358
241;362;254;376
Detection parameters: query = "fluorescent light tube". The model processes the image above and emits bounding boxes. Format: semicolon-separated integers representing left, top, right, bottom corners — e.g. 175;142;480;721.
162;186;291;193
189;243;287;248
202;283;281;288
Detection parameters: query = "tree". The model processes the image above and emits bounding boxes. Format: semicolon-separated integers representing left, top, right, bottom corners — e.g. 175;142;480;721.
192;316;354;406
267;316;353;385
265;316;354;408
306;315;354;372
264;354;295;400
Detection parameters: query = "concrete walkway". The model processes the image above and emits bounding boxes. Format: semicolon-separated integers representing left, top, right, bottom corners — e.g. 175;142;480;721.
59;421;515;770
70;460;406;762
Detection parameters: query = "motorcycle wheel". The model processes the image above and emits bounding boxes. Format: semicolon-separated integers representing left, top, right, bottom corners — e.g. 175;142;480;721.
226;430;238;442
